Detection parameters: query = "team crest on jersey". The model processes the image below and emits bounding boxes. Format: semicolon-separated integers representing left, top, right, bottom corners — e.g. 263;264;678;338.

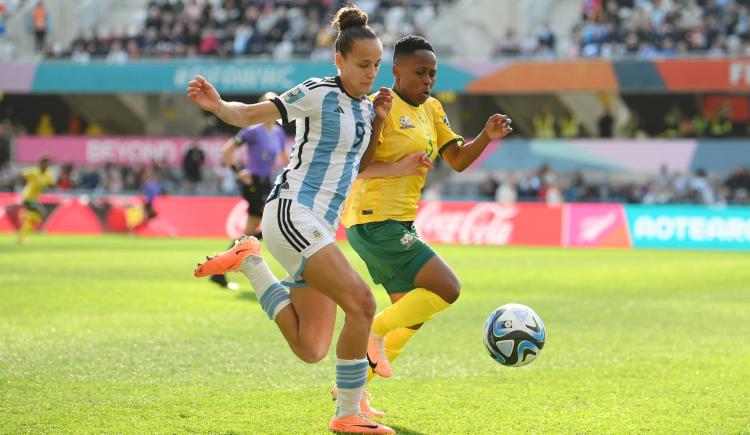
399;116;416;129
443;114;451;127
400;232;417;249
284;87;305;104
311;229;323;240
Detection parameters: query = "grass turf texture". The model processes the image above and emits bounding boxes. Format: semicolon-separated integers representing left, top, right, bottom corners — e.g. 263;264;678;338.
1;234;749;434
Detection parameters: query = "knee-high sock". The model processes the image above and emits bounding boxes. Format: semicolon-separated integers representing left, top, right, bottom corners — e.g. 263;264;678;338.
240;255;290;320
371;288;450;337
19;211;41;237
335;358;368;418
367;327;417;383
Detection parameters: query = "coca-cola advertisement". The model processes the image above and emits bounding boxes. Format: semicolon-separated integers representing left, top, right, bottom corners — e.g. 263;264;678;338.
414;201;563;246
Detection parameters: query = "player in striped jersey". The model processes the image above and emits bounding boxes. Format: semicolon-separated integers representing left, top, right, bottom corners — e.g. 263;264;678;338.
188;5;394;434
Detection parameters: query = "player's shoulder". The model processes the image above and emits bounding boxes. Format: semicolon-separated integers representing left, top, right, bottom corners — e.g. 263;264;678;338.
299;77;339;92
425;96;446;113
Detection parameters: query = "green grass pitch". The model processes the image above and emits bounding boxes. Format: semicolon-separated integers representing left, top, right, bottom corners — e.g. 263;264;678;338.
1;234;749;434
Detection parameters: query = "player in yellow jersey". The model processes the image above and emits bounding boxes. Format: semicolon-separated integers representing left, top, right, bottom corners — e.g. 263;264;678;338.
336;36;512;417
17;155;55;244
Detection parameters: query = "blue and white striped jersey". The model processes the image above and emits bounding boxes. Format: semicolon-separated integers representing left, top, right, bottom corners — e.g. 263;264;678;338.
269;76;376;228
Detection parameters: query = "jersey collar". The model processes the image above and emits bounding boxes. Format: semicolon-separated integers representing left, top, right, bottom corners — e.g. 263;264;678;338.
392;87;420;107
335;76;366;101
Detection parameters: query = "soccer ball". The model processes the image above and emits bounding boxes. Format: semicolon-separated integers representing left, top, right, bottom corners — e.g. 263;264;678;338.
483;303;546;367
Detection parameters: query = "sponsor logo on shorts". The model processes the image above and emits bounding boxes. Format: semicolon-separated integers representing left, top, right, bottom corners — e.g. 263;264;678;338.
400;232;417;249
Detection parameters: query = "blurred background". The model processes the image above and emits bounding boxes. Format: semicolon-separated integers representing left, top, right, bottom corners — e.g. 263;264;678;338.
0;0;749;247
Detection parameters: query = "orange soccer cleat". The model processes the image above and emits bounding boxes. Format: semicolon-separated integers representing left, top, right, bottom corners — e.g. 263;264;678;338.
331;386;385;419
328;414;394;434
367;334;392;378
194;235;261;277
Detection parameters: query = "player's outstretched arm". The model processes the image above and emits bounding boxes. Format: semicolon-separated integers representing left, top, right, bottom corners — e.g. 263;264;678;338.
187;75;280;128
442;114;512;172
358;152;432;179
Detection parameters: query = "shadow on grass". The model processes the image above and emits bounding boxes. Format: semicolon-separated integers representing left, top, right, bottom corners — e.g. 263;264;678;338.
387;425;428;435
235;290;258;303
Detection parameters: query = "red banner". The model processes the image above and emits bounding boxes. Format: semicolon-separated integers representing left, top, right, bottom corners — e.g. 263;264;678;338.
0;194;566;247
414;201;563;246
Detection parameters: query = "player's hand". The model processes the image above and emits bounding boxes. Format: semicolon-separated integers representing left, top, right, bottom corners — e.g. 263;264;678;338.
187;75;222;114
484;114;512;139
238;169;252;185
396;151;433;177
373;87;393;121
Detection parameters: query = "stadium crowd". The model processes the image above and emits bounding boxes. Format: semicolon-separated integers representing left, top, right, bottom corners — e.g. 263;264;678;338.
494;0;750;58
474;163;750;206
27;0;750;60
49;0;449;61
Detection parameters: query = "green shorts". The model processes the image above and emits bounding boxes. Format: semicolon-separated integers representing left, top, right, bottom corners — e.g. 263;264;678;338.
346;220;436;294
22;200;46;216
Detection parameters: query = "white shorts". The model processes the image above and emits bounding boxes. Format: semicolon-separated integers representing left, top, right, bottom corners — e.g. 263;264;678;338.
261;197;336;288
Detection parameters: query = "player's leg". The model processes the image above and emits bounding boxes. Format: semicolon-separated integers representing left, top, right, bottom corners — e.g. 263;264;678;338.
367;255;460;376
244;214;262;237
18;202;45;244
346;221;454;377
300;244;392;433
273;285;337;362
242;198;391;432
210;183;262;288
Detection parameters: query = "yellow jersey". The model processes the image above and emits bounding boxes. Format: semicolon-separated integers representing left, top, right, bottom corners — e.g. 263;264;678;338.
21;167;55;202
342;89;463;227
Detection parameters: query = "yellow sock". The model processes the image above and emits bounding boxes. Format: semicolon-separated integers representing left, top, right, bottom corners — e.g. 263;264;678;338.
19;212;39;237
371;288;451;337
367;327;417;382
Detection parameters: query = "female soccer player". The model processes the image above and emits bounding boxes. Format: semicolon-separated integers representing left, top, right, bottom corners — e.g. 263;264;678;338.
339;35;513;417
187;5;394;434
17;155;55;245
209;92;290;289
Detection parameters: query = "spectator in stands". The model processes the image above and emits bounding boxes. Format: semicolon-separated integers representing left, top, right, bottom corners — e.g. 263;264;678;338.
495;176;518;203
623;111;647;138
31;1;48;52
559;114;583;138
533;107;556;138
478;174;499;200
182;141;205;192
688;168;715;204
56;162;76;190
78;165;102;190
537;22;556;55
725;166;750;203
0;161;18;192
708;104;733;137
663;105;682;137
598;107;614;137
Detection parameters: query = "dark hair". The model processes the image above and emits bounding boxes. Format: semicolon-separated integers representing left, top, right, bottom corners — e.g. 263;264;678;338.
393;35;434;62
331;4;377;56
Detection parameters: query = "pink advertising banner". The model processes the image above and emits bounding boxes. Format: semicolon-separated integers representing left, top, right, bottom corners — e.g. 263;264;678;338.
16;136;229;168
563;203;631;248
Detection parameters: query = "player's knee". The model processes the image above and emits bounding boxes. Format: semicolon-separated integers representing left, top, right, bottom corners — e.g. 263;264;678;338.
441;278;461;304
344;284;376;322
297;345;327;364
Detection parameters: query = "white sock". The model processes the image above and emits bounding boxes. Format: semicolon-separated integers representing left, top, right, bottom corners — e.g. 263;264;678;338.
335;358;368;418
241;255;290;320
